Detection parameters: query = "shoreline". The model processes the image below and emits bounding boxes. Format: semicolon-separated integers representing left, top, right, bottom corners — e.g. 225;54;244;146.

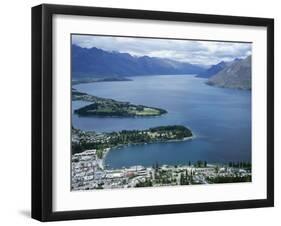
100;134;195;169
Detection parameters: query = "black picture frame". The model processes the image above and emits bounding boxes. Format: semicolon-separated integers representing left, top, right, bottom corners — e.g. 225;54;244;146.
32;4;274;222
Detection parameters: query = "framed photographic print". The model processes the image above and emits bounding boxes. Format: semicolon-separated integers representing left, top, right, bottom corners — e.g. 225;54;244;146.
32;4;274;221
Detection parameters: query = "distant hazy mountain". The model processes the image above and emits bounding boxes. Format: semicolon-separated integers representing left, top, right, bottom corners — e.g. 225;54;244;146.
196;61;228;78
206;55;251;89
196;58;244;78
72;45;205;79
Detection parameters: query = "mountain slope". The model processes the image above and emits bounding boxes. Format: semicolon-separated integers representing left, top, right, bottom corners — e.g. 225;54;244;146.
72;45;205;79
196;61;228;78
206;55;251;89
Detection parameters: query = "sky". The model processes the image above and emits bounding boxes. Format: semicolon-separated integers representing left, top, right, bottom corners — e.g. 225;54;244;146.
72;35;252;66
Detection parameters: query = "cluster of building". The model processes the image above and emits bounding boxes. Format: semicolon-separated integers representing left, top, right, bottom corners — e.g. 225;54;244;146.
72;129;109;144
71;149;251;191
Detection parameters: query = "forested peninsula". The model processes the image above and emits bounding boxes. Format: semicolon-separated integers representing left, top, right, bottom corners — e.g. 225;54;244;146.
73;90;167;117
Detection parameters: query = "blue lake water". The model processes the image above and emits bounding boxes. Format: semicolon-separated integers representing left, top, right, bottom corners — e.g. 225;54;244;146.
72;75;251;168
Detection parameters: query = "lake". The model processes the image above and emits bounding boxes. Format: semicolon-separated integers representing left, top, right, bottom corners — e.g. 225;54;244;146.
72;75;251;169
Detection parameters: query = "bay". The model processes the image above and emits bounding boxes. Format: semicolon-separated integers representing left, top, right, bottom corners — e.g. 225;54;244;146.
72;75;251;168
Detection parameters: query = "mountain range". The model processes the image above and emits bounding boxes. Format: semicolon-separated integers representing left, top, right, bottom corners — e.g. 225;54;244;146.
196;58;244;78
72;44;205;79
72;44;251;90
196;61;228;78
206;55;251;90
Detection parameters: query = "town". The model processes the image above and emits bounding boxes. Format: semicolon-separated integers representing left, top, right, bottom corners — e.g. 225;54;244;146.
71;148;252;190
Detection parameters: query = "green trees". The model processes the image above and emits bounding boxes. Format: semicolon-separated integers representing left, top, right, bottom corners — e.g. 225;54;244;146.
193;160;208;168
228;161;251;169
207;175;251;183
73;92;167;117
72;125;193;155
149;125;192;137
204;161;207;167
180;170;190;185
135;178;153;187
96;149;103;159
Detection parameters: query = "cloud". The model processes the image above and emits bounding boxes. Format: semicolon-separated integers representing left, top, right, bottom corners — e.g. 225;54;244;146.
72;35;252;65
